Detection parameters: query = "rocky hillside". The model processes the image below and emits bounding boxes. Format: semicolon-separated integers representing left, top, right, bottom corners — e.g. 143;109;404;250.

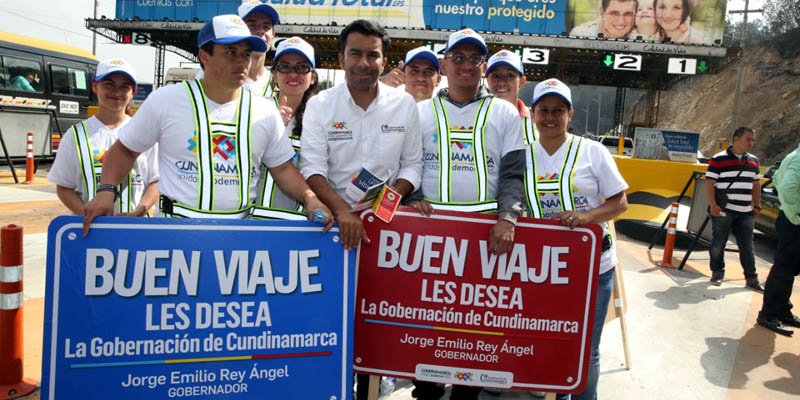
635;29;800;164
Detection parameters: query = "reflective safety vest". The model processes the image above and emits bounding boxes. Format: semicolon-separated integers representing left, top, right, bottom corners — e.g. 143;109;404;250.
160;80;254;219
72;121;135;213
425;96;498;213
251;132;306;220
523;134;583;218
522;116;537;146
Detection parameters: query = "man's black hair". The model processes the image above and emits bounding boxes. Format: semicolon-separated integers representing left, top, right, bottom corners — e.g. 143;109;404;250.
338;20;390;55
733;127;754;139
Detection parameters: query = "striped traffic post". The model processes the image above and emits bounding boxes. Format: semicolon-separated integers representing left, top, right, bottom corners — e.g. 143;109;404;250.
0;224;37;399
22;133;34;185
657;202;679;268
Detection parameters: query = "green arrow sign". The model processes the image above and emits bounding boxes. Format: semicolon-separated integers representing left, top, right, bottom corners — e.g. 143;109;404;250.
698;61;707;72
603;55;613;66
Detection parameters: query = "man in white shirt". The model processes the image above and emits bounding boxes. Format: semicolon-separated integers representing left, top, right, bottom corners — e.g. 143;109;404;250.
301;20;422;252
409;28;526;400
83;15;330;234
48;58;159;217
403;46;442;103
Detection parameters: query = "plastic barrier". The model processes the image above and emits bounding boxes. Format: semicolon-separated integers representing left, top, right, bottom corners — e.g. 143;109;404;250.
0;224;37;399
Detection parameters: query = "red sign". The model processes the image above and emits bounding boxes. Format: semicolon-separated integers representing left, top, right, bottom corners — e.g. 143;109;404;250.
353;208;602;393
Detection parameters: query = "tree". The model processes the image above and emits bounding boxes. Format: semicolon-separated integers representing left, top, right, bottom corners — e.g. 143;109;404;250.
763;0;800;35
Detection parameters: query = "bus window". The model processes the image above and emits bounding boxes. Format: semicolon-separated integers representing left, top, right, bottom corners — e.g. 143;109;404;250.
0;57;6;87
4;55;42;92
50;65;88;97
51;65;69;94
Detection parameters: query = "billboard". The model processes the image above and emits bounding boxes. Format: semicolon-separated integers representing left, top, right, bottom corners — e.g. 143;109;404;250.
633;127;700;163
116;0;726;46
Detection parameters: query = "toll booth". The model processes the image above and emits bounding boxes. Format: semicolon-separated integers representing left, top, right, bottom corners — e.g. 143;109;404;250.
86;1;737;132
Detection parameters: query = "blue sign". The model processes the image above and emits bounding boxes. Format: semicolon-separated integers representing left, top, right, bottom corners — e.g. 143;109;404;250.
133;83;153;103
115;0;567;35
115;0;239;21
43;216;354;400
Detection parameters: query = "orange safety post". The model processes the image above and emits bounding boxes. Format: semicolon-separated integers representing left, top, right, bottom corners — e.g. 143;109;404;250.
657;202;679;268
0;225;37;399
22;133;34;185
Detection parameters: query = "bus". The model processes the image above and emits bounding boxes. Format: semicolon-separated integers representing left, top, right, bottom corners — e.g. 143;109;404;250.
0;30;98;161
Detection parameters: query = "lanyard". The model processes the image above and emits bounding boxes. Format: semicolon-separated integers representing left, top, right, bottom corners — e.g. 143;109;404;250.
184;79;253;212
431;96;493;203
72;121;133;212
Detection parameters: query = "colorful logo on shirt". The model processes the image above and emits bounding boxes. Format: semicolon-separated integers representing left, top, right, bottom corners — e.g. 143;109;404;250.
332;121;348;130
92;149;107;165
186;133;237;161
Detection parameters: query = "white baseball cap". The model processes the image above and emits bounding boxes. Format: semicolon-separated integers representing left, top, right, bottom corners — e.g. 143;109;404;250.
238;0;280;25
94;58;137;91
403;47;440;73
274;37;315;67
445;28;487;55
197;15;267;53
532;78;572;108
486;49;523;76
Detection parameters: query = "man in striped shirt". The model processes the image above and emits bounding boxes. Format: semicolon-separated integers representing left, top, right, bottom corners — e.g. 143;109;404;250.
705;127;763;291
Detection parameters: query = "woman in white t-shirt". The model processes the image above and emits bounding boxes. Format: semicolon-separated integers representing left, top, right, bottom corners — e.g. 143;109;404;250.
525;79;628;400
253;37;319;216
48;58;159;217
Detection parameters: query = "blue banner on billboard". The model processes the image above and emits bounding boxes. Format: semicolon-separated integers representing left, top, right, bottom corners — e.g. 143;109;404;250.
633;127;700;163
42;216;354;400
114;0;725;45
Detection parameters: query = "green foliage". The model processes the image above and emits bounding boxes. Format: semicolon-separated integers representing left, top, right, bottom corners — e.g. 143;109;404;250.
763;0;800;35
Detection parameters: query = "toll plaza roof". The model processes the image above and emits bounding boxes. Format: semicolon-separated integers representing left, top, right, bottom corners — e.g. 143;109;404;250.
85;18;739;90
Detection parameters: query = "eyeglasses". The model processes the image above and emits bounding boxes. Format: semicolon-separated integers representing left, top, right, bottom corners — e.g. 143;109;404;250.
274;64;312;74
444;53;485;66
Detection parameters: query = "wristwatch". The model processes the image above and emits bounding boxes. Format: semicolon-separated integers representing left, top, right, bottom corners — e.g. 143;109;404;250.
96;184;119;200
753;205;762;210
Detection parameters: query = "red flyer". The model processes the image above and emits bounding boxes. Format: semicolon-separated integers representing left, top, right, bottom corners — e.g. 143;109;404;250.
354;207;602;393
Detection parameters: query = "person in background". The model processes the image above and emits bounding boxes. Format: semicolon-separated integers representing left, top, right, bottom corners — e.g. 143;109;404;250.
705;127;764;292
402;46;441;103
523;79;628;400
756;142;800;336
485;49;536;145
251;36;319;220
10;72;36;91
48;58;159;217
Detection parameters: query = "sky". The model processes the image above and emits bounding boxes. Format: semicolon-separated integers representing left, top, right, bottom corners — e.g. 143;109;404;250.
1;0;766;85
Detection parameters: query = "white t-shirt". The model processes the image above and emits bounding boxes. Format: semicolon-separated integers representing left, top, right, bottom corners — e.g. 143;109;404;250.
300;81;423;207
47;116;159;213
527;137;629;273
262;116;302;211
418;95;525;202
244;69;273;97
119;82;294;212
570;20;600;36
